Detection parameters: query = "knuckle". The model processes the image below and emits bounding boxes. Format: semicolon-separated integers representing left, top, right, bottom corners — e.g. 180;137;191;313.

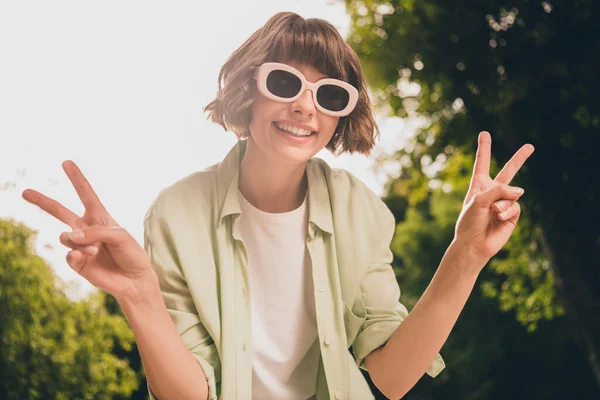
84;245;98;255
59;233;73;247
116;226;130;239
66;250;76;264
508;202;520;215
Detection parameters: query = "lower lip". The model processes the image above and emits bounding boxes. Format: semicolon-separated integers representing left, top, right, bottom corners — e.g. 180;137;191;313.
273;122;317;144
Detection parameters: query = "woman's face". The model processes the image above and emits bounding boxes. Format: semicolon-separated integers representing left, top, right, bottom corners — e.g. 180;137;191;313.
247;62;340;165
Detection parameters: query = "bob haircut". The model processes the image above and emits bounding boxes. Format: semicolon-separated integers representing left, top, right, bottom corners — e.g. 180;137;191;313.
204;12;380;156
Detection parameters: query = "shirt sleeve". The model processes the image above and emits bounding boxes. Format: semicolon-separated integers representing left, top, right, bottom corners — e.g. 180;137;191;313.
143;202;221;400
351;205;446;378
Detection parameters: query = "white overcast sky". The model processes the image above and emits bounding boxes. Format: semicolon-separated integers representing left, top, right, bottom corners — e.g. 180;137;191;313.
0;0;416;301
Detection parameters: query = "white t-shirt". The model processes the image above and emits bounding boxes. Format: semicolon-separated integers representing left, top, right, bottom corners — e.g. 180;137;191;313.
237;188;320;400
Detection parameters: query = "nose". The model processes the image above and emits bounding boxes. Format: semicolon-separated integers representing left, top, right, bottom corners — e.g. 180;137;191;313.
290;88;316;118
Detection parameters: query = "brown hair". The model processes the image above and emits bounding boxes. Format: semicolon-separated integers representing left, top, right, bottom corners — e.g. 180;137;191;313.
203;12;380;156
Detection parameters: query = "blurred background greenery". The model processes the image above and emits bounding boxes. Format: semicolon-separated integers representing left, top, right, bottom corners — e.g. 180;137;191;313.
345;0;599;398
1;0;599;398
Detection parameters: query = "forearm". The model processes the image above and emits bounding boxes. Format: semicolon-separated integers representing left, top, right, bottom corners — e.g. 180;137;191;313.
117;274;209;400
366;241;483;399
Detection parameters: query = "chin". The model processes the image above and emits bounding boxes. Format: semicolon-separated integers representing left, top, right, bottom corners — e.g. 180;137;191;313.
274;145;319;165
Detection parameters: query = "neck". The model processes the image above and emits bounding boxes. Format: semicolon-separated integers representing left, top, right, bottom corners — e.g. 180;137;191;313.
238;137;308;213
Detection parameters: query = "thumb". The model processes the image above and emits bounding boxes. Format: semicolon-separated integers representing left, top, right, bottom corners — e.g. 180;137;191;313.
475;183;524;207
68;225;130;246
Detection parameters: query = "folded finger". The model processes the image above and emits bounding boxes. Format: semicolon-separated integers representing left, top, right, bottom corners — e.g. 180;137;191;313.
493;200;508;212
477;183;524;208
493;188;525;212
59;232;98;255
67;225;129;247
66;249;85;273
493;199;514;212
498;201;520;220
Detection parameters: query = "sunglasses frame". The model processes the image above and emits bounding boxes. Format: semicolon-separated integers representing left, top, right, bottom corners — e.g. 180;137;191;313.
253;62;359;117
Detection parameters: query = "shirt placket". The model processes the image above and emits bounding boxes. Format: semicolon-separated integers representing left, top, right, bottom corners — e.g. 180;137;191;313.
306;222;349;400
231;214;253;398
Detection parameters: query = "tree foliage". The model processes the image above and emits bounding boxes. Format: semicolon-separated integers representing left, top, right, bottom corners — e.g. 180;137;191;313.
0;219;141;399
344;0;600;397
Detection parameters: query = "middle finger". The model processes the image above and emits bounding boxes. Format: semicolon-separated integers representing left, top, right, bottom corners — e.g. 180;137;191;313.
494;144;535;185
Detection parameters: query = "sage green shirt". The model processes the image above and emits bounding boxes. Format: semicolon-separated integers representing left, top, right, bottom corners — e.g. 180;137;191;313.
143;139;445;400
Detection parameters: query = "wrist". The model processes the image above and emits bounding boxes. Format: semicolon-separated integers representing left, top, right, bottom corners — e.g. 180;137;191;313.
116;271;162;311
445;239;488;278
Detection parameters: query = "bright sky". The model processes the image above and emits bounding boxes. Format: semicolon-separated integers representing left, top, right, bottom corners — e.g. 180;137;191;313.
0;0;414;301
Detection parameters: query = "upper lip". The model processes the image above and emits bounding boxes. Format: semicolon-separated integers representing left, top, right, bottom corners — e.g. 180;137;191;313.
274;120;318;133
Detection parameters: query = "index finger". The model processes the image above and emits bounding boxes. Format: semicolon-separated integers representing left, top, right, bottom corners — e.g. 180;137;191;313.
494;144;535;185
22;189;80;228
472;131;492;178
62;160;107;213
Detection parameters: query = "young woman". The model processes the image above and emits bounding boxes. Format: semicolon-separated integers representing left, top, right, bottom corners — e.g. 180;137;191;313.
22;11;534;400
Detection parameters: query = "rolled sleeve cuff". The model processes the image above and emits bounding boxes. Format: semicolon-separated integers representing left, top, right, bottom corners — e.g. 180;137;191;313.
146;353;219;400
353;321;447;378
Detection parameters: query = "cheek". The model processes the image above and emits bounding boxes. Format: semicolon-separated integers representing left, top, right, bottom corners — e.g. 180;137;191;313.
250;97;285;126
249;98;266;125
320;115;340;137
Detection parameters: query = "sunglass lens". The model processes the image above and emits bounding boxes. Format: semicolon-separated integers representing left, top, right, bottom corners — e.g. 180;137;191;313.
266;70;302;99
317;85;350;112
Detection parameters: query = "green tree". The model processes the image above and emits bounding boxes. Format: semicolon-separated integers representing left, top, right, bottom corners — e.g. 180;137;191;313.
0;218;140;399
361;150;598;398
343;0;600;396
101;293;151;400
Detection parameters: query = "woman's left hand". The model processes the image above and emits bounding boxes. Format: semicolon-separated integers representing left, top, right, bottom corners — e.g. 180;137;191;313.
452;131;535;271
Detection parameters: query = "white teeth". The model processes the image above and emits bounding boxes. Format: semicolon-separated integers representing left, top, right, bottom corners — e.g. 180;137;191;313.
275;122;313;136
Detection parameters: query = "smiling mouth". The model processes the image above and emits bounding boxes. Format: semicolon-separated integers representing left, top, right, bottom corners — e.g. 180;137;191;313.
273;121;317;137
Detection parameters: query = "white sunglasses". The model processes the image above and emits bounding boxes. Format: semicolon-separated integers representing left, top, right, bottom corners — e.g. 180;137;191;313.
253;62;359;117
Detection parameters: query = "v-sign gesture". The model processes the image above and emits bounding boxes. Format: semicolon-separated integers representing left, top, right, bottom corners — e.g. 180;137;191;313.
453;131;535;272
22;161;156;303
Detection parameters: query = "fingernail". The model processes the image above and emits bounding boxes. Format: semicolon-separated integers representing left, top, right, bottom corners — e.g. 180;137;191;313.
70;229;84;239
511;187;524;195
86;246;98;255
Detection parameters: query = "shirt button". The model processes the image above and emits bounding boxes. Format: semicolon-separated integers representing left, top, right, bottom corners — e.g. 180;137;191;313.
324;337;331;346
242;343;247;352
318;286;325;292
334;390;343;399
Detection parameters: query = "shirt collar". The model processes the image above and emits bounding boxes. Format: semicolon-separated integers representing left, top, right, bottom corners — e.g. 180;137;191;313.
216;139;334;237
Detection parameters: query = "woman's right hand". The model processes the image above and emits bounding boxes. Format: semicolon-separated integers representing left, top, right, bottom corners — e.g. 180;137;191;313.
22;160;156;303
